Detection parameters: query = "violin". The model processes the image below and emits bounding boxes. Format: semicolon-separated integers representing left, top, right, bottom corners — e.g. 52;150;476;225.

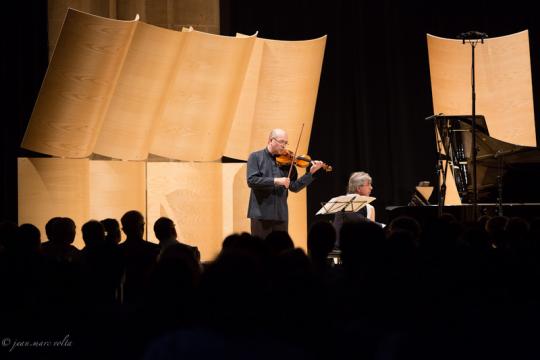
276;149;332;172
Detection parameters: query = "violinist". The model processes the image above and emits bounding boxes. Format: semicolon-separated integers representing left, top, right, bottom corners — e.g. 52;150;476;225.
247;128;325;239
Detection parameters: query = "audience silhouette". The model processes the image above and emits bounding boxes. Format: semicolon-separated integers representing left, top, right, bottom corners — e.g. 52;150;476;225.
119;210;159;307
3;210;540;359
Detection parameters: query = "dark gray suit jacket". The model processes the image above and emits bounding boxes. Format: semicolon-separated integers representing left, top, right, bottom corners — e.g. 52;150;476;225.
247;148;315;221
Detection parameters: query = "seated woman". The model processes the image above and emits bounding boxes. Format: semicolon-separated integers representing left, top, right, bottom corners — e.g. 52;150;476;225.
333;171;380;246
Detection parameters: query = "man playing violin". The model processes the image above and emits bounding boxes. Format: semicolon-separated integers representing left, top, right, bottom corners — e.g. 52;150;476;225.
247;128;325;239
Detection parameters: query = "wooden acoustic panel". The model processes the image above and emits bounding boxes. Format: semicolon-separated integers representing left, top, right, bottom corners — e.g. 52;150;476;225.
149;30;256;161
224;35;327;161
93;23;185;160
231;163;251;235
428;31;536;147
18;159;309;258
223;163;250;238
146;162;224;261
22;9;137;158
25;9;326;164
18;158;90;248
18;158;146;248
287;180;308;251
223;34;263;160
88;160;146;242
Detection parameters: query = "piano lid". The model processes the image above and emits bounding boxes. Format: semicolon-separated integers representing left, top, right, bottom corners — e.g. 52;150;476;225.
434;115;540;203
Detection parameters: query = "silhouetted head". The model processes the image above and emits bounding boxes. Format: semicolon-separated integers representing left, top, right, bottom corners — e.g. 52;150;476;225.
477;215;491;229
388;216;421;240
485;216;509;234
265;230;294;256
153;217;177;242
16;223;41;254
101;218;121;245
121;210;145;239
307;221;336;259
439;212;458;224
340;220;385;272
45;217;62;242
82;220;105;248
49;217;76;245
221;232;269;261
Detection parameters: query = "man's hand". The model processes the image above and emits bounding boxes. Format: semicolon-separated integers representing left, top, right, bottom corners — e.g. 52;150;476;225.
274;177;290;189
309;160;325;174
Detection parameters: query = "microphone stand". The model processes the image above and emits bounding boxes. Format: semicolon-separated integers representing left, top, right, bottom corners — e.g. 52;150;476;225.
458;30;487;220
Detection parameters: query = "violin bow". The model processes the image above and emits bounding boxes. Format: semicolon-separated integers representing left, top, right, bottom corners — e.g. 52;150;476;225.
287;123;304;179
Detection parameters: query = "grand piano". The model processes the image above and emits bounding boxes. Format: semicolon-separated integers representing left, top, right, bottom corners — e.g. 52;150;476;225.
438;115;540;203
387;115;540;223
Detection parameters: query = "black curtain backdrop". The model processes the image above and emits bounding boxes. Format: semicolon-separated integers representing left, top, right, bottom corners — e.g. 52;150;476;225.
1;2;48;222
2;1;540;226
221;0;540;225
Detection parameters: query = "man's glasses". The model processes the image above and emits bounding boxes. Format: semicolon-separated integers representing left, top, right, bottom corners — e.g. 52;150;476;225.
272;138;288;146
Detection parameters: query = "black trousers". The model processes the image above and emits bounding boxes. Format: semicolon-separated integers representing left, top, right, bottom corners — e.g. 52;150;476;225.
250;219;288;239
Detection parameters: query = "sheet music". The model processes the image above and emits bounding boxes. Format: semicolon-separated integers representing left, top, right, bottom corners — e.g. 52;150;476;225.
316;194;376;215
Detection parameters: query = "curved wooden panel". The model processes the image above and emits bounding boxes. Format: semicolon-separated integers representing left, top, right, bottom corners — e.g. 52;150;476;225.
93;23;186;160
224;35;327;160
427;31;536;147
21;8;138;158
146;162;224;261
223;34;263;161
149;31;256;161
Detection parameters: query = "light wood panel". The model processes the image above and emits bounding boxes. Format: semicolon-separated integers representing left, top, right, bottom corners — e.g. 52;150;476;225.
18;158;90;248
22;9;137;158
18;159;309;257
88;160;146;242
223;163;249;238
287;181;308;251
48;1;115;59
18;158;147;247
93;22;185;160
149;30;255;161
28;9;327;163
224;35;328;161
146;162;224;261
48;1;220;59
427;31;536;147
231;163;251;235
223;34;263;160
